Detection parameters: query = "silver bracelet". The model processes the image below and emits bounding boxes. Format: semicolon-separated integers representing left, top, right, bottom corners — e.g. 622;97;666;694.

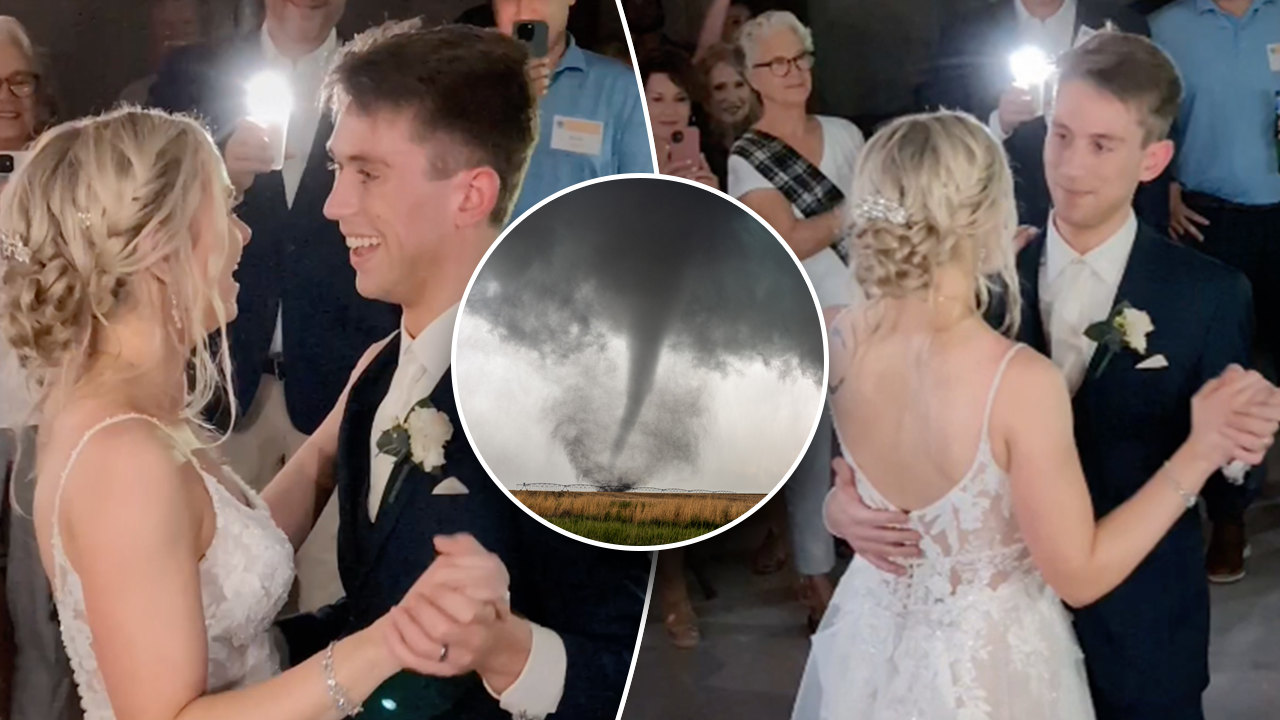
323;641;363;716
1164;463;1197;509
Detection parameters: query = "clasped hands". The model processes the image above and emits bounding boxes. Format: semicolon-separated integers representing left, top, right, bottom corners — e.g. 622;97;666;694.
380;533;532;693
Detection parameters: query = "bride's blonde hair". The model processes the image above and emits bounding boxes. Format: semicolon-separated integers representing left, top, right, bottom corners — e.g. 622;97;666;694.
0;106;236;428
848;110;1022;336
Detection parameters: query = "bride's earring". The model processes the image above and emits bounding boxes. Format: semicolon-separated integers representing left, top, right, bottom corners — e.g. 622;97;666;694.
171;294;183;332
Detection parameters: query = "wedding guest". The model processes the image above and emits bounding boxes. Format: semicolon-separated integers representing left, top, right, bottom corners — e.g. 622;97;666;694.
491;0;653;222
118;0;204;105
727;10;866;630
0;18;78;720
695;42;759;152
1152;0;1277;583
0;16;55;155
147;0;401;612
640;47;722;187
916;0;1166;231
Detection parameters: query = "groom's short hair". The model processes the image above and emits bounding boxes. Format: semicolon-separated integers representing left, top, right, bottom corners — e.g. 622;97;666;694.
1057;31;1183;146
322;19;537;226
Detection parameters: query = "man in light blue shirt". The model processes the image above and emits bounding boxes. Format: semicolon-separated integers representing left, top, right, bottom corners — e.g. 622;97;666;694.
491;0;655;222
1151;0;1279;584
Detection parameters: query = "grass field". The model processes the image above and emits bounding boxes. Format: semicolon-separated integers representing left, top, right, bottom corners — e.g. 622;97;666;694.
512;490;766;545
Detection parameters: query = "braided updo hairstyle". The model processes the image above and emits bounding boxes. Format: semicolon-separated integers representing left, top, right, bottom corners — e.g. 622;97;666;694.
0;106;237;424
847;110;1021;336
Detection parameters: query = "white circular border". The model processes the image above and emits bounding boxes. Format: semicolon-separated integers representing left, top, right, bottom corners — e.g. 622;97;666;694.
451;172;830;552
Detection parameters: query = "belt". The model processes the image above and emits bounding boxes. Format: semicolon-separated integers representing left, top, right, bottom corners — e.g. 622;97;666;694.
1182;191;1280;213
262;356;286;381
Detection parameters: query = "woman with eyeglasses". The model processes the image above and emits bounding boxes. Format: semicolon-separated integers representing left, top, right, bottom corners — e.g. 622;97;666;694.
0;17;52;158
727;10;866;633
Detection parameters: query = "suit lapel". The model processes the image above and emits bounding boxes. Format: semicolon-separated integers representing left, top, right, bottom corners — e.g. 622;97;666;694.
364;367;457;571
336;335;401;593
1075;226;1162;399
289;112;336;218
1016;235;1050;355
1074;0;1112;36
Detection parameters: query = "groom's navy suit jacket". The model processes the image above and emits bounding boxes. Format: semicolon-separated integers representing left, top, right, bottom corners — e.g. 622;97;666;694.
148;34;401;435
1011;223;1251;715
277;335;651;719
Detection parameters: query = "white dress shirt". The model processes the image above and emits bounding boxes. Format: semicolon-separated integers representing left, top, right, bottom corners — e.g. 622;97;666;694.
261;25;339;357
1039;210;1138;394
988;0;1079;139
369;304;458;519
367;303;567;719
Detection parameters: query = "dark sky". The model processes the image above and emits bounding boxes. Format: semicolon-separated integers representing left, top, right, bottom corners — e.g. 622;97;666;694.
456;177;826;492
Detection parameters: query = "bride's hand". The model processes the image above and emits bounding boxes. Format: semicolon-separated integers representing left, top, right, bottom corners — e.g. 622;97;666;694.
382;534;521;679
1221;373;1280;466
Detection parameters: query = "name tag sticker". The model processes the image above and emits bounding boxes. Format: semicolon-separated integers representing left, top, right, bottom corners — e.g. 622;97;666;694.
1074;25;1098;49
1269;43;1280;73
550;116;604;156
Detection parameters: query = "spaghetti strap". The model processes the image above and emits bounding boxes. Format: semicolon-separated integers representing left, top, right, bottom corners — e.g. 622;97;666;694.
980;344;1025;438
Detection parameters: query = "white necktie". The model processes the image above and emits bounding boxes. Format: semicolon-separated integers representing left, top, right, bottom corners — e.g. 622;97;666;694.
1049;259;1096;395
368;356;429;520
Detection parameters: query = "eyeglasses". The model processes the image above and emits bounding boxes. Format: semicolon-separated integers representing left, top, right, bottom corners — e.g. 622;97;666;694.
752;52;814;77
0;73;38;99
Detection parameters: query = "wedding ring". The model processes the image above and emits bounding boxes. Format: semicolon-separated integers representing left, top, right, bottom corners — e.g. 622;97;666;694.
438;643;449;662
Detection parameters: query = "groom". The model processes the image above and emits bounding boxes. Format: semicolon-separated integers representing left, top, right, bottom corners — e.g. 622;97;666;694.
267;21;651;720
828;32;1252;720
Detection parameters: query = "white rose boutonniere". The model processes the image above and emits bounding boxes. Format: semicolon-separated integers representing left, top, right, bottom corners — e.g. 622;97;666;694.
376;397;453;476
1084;301;1154;377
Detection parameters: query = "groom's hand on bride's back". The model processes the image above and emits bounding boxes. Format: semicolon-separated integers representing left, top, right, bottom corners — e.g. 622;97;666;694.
825;457;922;576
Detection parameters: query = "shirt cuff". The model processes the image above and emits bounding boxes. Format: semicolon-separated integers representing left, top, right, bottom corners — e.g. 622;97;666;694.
482;622;566;719
987;109;1010;141
822;487;838;538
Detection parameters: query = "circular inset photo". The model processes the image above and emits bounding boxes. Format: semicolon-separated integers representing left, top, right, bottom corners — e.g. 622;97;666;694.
453;175;827;551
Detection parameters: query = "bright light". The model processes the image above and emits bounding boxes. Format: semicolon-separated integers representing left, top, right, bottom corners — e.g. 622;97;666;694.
1009;45;1054;89
245;71;293;127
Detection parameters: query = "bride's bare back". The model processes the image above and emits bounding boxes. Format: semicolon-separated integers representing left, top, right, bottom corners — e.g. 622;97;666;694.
827;305;1018;512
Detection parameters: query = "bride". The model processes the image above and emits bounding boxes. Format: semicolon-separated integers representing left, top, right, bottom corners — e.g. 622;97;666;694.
792;110;1279;719
0;107;505;719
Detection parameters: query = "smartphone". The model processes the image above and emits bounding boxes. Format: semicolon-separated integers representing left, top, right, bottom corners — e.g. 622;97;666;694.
0;151;30;182
515;20;549;58
668;127;701;166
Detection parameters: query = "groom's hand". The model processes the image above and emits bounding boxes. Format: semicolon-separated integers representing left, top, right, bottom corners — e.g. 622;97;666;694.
383;534;533;693
827;457;922;576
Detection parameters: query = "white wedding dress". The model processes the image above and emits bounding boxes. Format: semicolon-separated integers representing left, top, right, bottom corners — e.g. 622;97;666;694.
793;345;1096;720
49;414;296;720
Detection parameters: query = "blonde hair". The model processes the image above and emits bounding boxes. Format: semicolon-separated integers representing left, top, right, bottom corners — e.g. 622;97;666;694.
737;10;813;67
0;106;236;428
848;110;1021;335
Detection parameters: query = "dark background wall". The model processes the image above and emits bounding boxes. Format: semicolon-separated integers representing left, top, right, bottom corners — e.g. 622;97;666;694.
5;0;626;122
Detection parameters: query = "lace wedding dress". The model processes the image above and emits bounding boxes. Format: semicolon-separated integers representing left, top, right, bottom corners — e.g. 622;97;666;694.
50;414;296;720
793;345;1096;720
